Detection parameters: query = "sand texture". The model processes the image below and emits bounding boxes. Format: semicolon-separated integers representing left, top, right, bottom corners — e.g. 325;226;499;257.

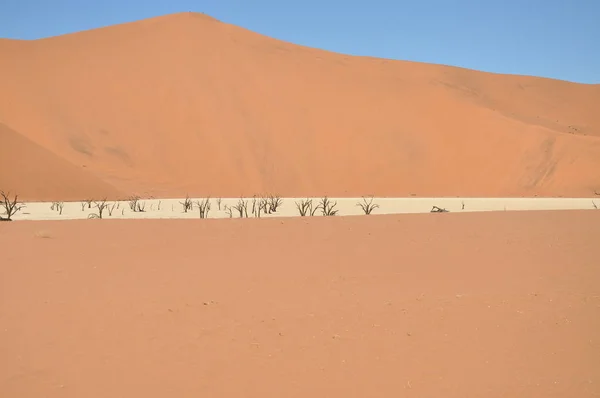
1;210;599;397
1;12;600;201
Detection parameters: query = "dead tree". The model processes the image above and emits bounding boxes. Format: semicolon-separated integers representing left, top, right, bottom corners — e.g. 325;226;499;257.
0;191;25;221
317;196;338;216
295;198;313;216
356;196;379;215
129;196;140;211
431;206;449;213
128;196;146;212
267;195;283;214
195;198;211;219
251;195;258;216
216;197;222;210
232;198;249;218
224;204;233;218
257;197;268;217
50;201;65;215
107;202;117;216
80;201;87;211
88;199;109;219
180;195;193;213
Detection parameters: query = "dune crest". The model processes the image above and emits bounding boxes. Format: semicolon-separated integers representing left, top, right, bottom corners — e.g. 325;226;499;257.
1;12;599;201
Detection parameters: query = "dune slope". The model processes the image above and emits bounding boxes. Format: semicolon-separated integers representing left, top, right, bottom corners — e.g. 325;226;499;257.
1;211;599;397
1;12;600;200
0;123;122;201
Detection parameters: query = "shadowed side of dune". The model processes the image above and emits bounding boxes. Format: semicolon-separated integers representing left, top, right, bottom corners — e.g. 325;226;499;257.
0;123;123;201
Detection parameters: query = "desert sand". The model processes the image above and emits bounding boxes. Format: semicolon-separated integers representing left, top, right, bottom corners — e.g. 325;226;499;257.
1;10;599;398
1;12;600;201
1;210;599;397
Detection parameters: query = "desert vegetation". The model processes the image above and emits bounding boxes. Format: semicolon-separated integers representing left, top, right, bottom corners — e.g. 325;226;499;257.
4;195;596;222
88;199;110;219
317;196;338;216
356;196;379;215
0;191;25;221
232;198;249;218
128;196;146;212
267;195;283;213
295;198;319;216
195;197;211;218
180;195;193;213
50;201;64;215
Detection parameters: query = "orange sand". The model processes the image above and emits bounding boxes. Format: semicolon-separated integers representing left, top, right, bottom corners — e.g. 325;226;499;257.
1;12;600;201
1;210;599;397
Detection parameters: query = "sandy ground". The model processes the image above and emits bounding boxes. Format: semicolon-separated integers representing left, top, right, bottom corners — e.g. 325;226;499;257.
1;12;600;201
1;210;599;397
7;196;600;221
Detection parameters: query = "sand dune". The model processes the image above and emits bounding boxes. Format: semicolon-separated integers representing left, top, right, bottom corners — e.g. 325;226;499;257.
1;210;599;397
0;123;122;201
1;12;600;200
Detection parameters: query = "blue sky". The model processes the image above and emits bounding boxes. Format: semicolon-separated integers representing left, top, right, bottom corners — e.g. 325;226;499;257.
1;0;598;84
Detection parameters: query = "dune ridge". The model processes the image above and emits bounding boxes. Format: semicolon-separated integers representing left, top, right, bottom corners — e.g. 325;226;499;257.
1;12;599;201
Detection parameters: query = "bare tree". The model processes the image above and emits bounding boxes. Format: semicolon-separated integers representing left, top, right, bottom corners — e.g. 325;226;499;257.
267;195;283;214
356;196;379;215
232;198;249;218
224;204;233;218
129;196;140;211
295;198;313;216
257;197;268;217
180;195;193;213
85;199;93;209
128;196;146;212
317;196;338;216
251;195;258;216
107;202;117;216
216;197;222;210
0;191;25;221
50;201;65;215
195;198;211;218
88;199;109;219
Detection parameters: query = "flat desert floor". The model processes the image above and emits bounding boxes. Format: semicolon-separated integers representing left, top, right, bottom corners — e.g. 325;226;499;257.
1;210;599;397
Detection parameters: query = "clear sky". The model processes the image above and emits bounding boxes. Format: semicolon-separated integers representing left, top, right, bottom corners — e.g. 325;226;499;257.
1;0;598;84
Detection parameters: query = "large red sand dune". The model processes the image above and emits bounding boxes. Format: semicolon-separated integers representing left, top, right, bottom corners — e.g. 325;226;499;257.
1;211;599;397
1;12;600;201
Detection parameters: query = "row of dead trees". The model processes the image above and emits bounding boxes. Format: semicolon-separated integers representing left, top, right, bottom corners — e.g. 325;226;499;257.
24;190;600;221
2;192;377;221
